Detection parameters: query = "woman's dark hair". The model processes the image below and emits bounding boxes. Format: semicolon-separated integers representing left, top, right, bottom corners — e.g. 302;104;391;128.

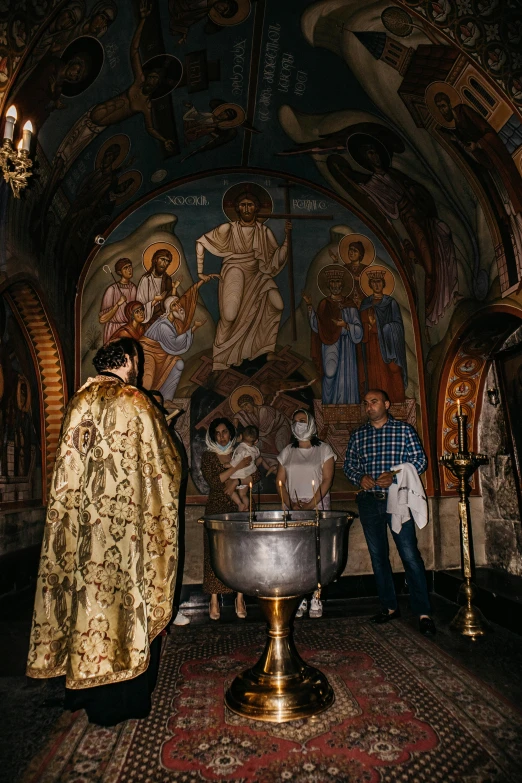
208;417;236;443
290;408;321;448
93;338;137;373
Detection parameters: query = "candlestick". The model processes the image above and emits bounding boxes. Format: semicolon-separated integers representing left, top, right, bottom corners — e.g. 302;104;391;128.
440;417;489;639
22;120;32;152
312;480;319;518
249;481;253;515
4;105;16;142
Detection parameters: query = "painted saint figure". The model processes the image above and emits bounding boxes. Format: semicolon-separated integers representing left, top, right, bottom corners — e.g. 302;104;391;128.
196;189;290;370
359;270;407;402
38;0;175;224
99;258;137;344
110;301;146;342
136;248;181;325
304;267;363;405
141;279;211;401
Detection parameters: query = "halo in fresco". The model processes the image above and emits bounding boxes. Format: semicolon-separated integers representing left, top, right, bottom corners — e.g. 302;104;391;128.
142;242;181;276
360;265;396;297
95;133;130;170
60;36;104;97
425;82;461;128
212;102;246;129
317;264;354;298
222;182;273;223
338;233;376;268
347;133;392;171
114;170;142;205
229;384;264;413
208;0;251;26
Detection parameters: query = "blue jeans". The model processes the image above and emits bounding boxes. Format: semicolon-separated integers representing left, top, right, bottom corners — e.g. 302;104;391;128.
357;492;431;617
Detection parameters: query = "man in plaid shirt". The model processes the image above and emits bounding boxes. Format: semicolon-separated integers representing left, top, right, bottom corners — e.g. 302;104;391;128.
344;389;435;636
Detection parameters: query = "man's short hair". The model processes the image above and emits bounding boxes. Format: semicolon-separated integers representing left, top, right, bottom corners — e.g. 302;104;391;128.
366;388;390;404
242;424;259;440
115;257;132;275
93;338;137;373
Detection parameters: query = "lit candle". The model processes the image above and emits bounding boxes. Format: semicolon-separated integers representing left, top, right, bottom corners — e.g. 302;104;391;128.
278;479;284;509
4;105;16;142
249;481;253;517
22;120;32;152
312;479;319;514
457;399;461;416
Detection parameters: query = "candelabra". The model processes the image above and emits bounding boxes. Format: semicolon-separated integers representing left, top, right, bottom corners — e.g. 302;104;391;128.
440;402;489;639
0;106;33;198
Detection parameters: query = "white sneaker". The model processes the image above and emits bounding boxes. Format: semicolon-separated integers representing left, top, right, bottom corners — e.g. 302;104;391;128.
173;611;190;626
309;597;323;618
295;599;307;618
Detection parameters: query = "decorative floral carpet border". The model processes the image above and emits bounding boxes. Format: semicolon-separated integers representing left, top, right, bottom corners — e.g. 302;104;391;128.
22;617;522;783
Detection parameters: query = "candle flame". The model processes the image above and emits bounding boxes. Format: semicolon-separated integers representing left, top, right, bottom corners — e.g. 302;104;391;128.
23;120;33;132
6;105;17;120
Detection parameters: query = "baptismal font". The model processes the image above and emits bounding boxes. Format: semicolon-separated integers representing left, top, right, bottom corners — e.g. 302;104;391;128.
440;400;489;639
201;501;354;723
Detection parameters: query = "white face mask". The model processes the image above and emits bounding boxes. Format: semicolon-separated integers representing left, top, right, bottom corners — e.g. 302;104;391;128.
292;422;309;439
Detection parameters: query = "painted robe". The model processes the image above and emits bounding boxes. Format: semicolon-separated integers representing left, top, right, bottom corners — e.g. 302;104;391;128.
142;318;194;400
197;220;287;370
359;294;407;402
136;272;173;324
309;296;363;405
99;281;137;344
26;375;181;689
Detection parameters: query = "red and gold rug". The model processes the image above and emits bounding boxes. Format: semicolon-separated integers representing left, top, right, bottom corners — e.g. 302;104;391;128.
23;617;522;782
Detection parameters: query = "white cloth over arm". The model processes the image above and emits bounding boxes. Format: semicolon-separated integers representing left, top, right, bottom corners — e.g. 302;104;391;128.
386;462;428;534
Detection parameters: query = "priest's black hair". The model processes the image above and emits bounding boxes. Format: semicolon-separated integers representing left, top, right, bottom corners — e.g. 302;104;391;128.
93;338;138;373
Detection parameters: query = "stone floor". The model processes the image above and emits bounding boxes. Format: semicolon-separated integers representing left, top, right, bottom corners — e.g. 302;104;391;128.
1;589;522;783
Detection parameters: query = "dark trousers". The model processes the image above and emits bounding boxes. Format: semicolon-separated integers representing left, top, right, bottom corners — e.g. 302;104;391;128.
64;634;162;726
357;492;431;617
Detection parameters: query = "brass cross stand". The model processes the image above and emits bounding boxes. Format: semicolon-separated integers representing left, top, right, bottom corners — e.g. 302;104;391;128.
439;404;489;639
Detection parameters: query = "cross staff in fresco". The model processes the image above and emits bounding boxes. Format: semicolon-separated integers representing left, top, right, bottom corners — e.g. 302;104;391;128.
37;0;175;227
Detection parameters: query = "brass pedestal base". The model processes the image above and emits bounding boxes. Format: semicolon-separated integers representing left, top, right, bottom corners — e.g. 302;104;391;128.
225;596;334;723
450;580;490;640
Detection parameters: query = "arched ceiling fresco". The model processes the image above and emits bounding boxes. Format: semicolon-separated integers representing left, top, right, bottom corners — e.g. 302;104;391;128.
0;0;521;493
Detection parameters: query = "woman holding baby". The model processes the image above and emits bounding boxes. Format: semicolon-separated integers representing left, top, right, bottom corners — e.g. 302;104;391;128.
276;408;336;619
201;417;262;620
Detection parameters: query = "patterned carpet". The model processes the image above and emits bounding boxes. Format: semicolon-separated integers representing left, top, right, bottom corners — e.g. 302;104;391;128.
22;617;522;783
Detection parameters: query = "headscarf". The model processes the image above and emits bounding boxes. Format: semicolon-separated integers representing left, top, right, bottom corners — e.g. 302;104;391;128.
205;429;236;455
124;300;143;321
291;408;317;442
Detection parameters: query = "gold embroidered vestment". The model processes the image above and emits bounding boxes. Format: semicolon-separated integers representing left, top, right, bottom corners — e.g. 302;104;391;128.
26;375;181;689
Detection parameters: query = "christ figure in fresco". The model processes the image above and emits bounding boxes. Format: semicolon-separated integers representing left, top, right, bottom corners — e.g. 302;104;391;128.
359;270;407;403
196;190;291;370
38;0;175;224
303;269;363;405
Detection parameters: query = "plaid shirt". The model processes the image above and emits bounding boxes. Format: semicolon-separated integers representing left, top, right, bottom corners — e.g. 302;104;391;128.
343;414;427;490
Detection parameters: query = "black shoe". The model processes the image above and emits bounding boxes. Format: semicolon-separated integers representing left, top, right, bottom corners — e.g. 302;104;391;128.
371;609;401;624
419;616;436;636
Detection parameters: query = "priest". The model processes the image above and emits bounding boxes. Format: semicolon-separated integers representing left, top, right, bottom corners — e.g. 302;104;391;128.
26;337;181;726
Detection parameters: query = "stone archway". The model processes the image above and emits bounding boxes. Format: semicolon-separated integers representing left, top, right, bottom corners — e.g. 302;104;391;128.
3;280;67;502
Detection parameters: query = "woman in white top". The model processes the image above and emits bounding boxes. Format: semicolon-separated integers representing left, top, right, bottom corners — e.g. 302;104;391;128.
276;409;336;618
